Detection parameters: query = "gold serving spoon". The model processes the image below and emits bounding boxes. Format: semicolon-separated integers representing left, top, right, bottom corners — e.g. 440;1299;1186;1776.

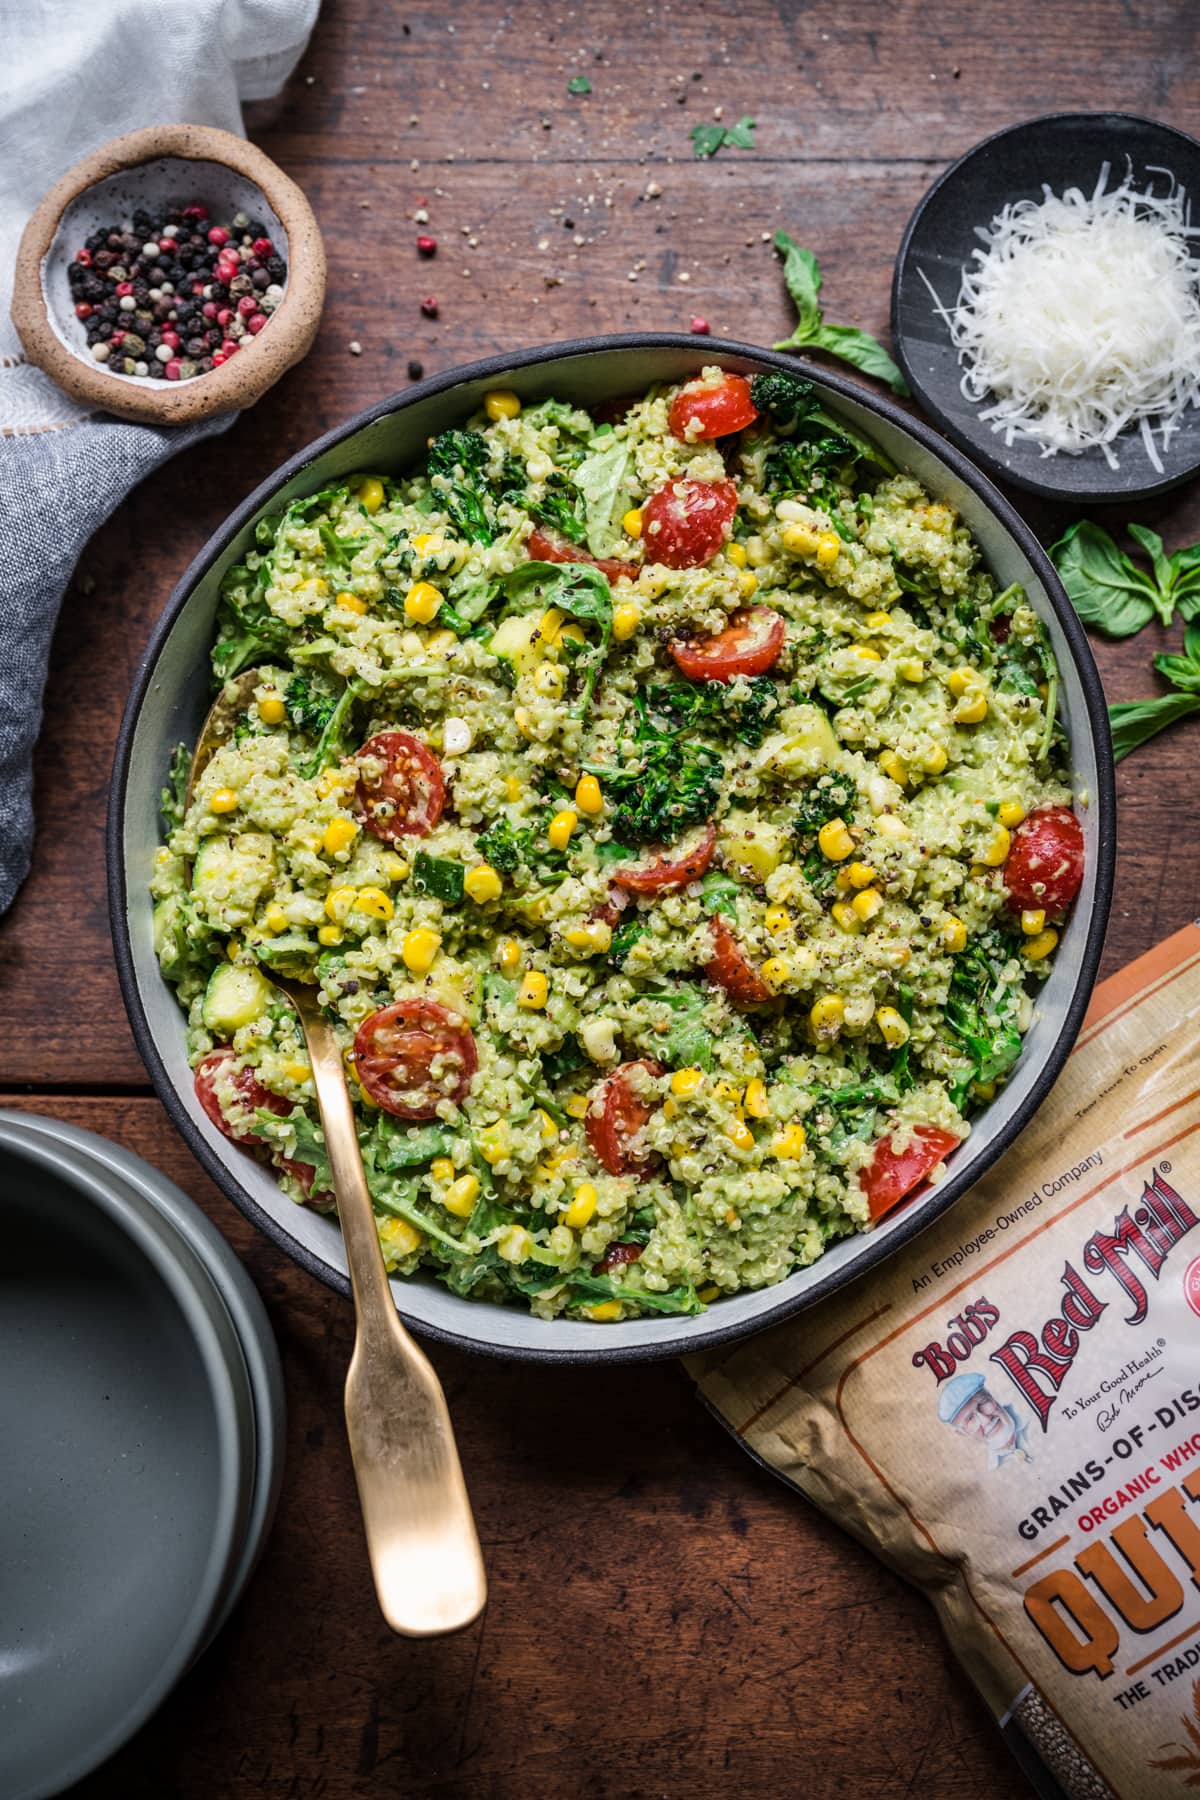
189;674;487;1636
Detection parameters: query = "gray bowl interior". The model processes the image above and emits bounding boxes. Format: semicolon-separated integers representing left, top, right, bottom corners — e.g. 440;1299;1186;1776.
112;338;1114;1361
44;156;286;388
0;1125;245;1800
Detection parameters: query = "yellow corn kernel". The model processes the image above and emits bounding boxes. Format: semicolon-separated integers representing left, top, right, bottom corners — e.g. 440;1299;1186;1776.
431;1157;455;1183
478;1123;510;1166
484;388;521;421
574;772;603;816
954;690;989;724
816;532;841;570
503;774;523;804
727;1118;754;1152
285;1061;311;1084
764;904;792;934
850;644;882;662
548;809;577;851
898;658;926;683
922;744;949;775
336;590;368;615
865;610;891;630
518;969;549;1009
670;1067;705;1099
1024;928;1059;962
514;707;536;742
726;542;748;568
744;534;769;567
425;628;457;655
946;668;975;698
782;522;820;556
1021;908;1047;936
831;900;861;934
810;994;845;1038
698;1284;720;1304
846;861;876;890
464;864;503;904
613;601;640;640
497;936;522;974
225;938;241;962
322;816;358;856
586;1300;623;1322
315;766;349;799
772;1123;808;1160
877;813;911;841
497;1224;533;1264
404;581;442;624
208;787;238;815
325;885;357;923
257;692;286;725
760;955;793;993
817;817;854;862
852;887;884;924
926;503;951;530
979;824;1012;867
537;1109;559;1144
564;1183;598;1229
299;576;330;598
535;609;565;648
264;902;289;934
317;924;342;947
533;661;566;699
876;1005;909;1047
566;1094;590;1119
738;570;759;601
357;476;386;514
443;1174;480;1217
744;1078;770;1120
354;886;394;921
714;1080;743;1108
622;507;644;538
998;801;1027;829
382;854;409;883
402;926;441;973
380;1217;422;1257
563;920;612;955
411;532;439;556
942;916;968;953
879;750;908;788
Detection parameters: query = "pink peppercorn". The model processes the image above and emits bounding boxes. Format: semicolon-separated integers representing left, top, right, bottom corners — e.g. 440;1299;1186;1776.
689;316;711;335
202;301;218;320
115;280;133;296
416;235;437;256
212;350;229;366
75;302;92;320
110;330;125;349
75;248;92;267
246;312;267;334
220;338;239;356
252;237;273;258
158;239;175;254
237;295;258;316
216;308;233;327
165;359;182;380
160;330;181;350
183;204;208;221
420;296;439;318
207;226;230;247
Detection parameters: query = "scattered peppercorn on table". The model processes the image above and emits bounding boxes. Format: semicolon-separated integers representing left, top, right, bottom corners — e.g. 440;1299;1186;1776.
3;5;1198;1798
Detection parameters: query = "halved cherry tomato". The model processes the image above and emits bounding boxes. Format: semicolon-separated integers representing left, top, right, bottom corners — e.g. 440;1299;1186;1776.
526;526;634;585
195;1047;328;1203
1003;805;1085;917
669;606;785;683
354;730;445;841
668;373;758;441
354;999;478;1119
593;1241;644;1275
861;1126;960;1223
641;478;738;569
705;916;772;1008
613;823;716;896
586;1058;664;1176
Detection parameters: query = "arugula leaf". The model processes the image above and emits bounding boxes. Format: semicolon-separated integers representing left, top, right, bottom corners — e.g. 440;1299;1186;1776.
501;560;613;715
160;742;190;832
369;1117;453;1173
771;231;909;397
691;116;755;159
944;936;1023;1109
700;870;740;920
1109;691;1200;761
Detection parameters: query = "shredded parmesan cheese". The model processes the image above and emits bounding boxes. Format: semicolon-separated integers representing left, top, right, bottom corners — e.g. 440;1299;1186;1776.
924;164;1200;471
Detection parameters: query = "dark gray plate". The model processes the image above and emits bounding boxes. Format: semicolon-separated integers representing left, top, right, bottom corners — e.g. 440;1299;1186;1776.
0;1125;245;1800
893;112;1200;502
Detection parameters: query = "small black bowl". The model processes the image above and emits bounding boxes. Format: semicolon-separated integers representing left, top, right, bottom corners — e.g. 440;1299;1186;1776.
893;111;1200;504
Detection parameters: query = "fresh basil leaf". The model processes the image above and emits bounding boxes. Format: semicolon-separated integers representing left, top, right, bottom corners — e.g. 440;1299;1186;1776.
769;233;907;394
725;115;756;148
1109;692;1200;762
1152;648;1200;695
1126;523;1174;599
567;74;591;95
805;323;909;398
1050;521;1163;635
690;122;726;159
772;230;823;334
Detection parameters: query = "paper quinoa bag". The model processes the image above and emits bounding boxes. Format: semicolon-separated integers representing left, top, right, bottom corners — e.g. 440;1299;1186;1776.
693;924;1200;1800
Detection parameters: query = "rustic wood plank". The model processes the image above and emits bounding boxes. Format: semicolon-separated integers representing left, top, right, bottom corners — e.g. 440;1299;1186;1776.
8;1094;1025;1799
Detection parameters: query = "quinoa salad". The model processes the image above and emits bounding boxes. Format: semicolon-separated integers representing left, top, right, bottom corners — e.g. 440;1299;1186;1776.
152;366;1087;1323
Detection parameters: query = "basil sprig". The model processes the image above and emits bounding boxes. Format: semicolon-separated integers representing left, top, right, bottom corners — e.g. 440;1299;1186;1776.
771;232;908;397
1050;520;1200;636
1108;620;1200;762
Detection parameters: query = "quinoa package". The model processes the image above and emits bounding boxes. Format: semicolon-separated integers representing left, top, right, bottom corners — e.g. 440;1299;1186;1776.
693;923;1200;1800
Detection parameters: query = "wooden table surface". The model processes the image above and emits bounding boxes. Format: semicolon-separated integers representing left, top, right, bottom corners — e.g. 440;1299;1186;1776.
9;3;1200;1794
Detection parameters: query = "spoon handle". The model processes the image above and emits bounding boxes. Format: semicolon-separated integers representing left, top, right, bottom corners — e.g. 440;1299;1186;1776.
298;1000;487;1637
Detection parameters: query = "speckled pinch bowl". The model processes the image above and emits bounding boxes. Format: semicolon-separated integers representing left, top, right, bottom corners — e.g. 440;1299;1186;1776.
0;1112;284;1800
11;123;325;426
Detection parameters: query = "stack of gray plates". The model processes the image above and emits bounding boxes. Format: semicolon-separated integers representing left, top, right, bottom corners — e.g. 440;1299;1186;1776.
0;1112;285;1799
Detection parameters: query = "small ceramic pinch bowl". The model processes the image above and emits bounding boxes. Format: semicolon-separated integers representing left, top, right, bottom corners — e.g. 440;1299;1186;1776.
11;123;325;426
0;1121;253;1800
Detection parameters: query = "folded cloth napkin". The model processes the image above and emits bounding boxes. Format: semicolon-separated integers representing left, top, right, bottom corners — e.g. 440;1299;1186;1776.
0;0;319;913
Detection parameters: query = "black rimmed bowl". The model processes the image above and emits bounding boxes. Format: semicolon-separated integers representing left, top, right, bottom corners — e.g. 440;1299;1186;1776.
893;111;1200;503
107;335;1116;1364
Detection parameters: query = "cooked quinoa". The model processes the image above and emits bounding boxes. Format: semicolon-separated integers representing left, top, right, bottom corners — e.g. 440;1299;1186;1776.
152;366;1083;1322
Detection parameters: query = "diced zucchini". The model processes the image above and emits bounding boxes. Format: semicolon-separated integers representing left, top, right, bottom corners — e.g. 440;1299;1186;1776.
719;810;791;882
755;705;839;777
412;851;465;905
153;895;190;980
254;933;320;975
192;832;276;929
202;962;274;1035
489;612;542;674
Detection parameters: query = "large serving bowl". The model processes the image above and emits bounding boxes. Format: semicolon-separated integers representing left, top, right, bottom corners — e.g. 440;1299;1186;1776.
108;335;1116;1362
